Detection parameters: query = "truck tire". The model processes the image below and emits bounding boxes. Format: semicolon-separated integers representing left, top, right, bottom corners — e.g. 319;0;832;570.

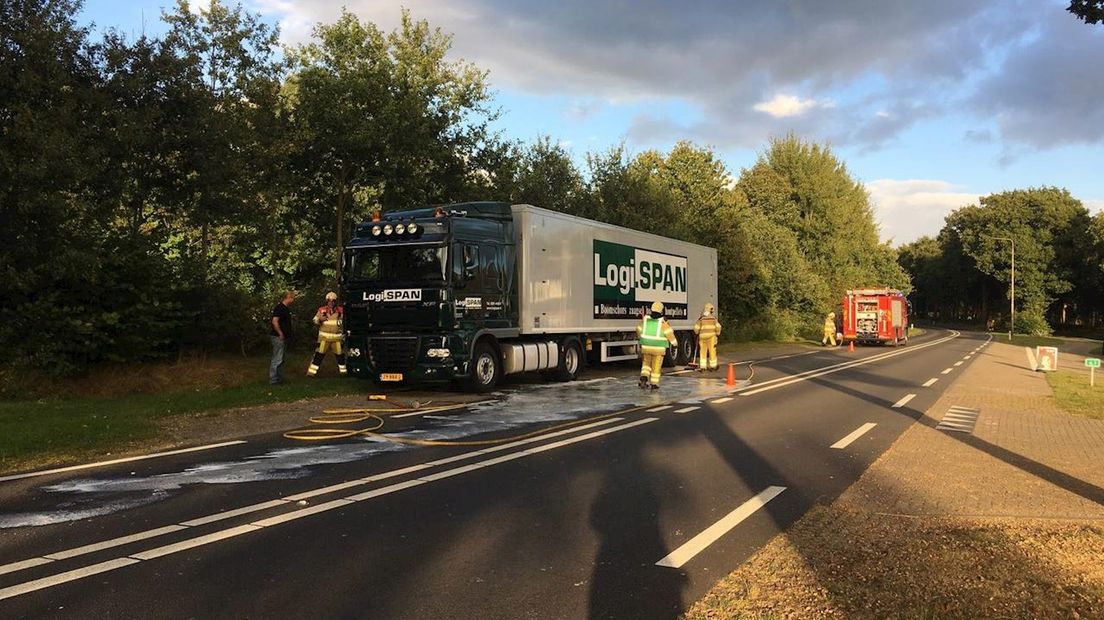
464;341;500;393
674;332;694;366
553;338;583;382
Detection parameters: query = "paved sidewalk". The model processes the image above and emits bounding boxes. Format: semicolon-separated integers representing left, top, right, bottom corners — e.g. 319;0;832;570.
838;337;1104;519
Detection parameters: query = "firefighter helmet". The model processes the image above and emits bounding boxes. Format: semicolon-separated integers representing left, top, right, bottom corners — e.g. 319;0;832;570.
325;291;338;301
650;301;664;314
704;303;715;316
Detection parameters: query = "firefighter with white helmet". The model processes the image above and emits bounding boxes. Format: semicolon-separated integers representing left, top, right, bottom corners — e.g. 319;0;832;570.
822;311;837;347
693;303;722;371
637;301;678;390
307;291;347;376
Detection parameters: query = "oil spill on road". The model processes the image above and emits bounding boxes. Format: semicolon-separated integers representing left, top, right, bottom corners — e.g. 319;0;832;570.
0;376;732;529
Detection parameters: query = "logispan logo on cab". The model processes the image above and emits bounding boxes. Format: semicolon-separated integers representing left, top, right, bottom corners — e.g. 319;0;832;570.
363;289;423;302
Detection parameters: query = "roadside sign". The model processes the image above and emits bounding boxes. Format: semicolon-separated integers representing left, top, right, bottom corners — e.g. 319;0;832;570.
1087;358;1101;387
1035;346;1058;372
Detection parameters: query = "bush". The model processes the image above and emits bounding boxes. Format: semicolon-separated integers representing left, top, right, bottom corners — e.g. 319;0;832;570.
1015;311;1052;337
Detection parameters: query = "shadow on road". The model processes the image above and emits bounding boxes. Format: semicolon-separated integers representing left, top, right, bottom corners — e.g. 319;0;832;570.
587;437;686;620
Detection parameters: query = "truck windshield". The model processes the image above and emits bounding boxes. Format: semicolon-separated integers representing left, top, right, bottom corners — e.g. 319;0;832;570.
345;245;448;283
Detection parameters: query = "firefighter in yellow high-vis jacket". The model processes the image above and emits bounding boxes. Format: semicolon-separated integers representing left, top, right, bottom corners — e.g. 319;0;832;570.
822;312;837;347
637;301;678;390
693;303;722;371
307;292;347;376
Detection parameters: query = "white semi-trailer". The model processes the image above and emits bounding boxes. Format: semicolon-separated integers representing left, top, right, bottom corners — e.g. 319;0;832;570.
341;202;718;391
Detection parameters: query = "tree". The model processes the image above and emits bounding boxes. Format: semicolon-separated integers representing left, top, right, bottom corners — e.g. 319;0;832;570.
288;9;495;276
943;188;1090;333
737;135;909;309
1068;1;1104;25
161;0;284;281
506;137;587;214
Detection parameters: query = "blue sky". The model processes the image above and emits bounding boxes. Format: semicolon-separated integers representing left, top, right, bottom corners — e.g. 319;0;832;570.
78;0;1104;245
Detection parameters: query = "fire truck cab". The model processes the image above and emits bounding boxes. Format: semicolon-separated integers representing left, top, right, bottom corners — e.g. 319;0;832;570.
840;288;909;346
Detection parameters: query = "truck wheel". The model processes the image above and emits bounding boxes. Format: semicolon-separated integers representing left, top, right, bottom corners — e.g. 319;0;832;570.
553;338;583;382
674;332;694;366
464;341;500;393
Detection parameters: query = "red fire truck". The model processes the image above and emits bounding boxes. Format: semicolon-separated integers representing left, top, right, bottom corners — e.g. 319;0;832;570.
840;288;909;346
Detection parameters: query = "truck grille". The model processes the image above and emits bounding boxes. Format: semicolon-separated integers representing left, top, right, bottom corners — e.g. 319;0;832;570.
368;337;420;372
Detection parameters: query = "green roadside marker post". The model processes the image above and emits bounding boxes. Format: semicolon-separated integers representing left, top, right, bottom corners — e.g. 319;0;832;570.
1085;358;1101;387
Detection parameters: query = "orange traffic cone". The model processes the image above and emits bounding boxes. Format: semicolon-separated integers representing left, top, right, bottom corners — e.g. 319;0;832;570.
848;341;855;353
726;362;737;386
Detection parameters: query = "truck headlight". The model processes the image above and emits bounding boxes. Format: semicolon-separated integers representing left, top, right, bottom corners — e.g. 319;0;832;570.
395;223;406;234
371;226;381;237
383;224;394;236
427;348;450;358
407;222;419;235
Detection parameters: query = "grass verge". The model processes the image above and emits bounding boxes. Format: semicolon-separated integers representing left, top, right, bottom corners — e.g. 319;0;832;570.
683;505;1104;620
1047;370;1104;420
1006;334;1068;348
0;352;362;473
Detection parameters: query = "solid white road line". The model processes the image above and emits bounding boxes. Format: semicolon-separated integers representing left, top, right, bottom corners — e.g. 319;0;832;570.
0;418;658;600
43;525;188;561
647;405;673;412
655;486;787;568
0;558;140;601
738;333;960;397
0;441;248;484
674;406;699;414
892;394;916;408
941;368;953;375
711;397;734;404
922;378;938;387
0;558;52;577
0;417;628;578
830;423;877;449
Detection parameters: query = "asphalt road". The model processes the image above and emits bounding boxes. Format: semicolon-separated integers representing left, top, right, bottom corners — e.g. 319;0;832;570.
0;329;990;619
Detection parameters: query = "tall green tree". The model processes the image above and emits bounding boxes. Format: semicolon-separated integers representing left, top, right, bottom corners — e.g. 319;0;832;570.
737;135;909;297
288;9;496;276
946;187;1090;334
162;0;283;280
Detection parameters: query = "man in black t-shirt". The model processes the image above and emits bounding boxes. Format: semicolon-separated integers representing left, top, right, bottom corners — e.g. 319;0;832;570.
269;291;296;384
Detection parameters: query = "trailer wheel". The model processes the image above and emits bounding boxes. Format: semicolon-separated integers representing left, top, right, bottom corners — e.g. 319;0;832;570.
464;341;500;393
673;332;694;366
553;338;583;382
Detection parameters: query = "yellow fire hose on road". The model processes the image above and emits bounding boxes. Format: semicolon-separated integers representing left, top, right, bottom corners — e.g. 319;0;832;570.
284;359;762;446
283;398;652;446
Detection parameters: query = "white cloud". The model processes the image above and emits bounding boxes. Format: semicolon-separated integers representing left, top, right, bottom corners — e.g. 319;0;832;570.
752;94;831;118
866;179;979;245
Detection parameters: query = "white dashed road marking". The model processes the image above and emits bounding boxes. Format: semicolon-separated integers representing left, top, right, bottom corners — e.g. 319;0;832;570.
830;423;877;449
655;486;786;568
892;394;916;408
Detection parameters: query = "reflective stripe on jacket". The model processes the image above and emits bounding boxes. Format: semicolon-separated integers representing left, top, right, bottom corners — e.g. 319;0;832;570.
315;305;344;336
638;316;675;349
694;315;721;338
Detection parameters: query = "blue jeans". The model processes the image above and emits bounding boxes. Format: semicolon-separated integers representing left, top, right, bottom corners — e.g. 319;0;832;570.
269;336;286;384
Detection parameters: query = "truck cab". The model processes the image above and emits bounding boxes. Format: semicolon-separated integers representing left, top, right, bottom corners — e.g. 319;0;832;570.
341;202;517;390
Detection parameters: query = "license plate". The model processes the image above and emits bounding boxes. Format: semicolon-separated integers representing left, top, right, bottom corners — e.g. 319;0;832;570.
379;373;404;382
